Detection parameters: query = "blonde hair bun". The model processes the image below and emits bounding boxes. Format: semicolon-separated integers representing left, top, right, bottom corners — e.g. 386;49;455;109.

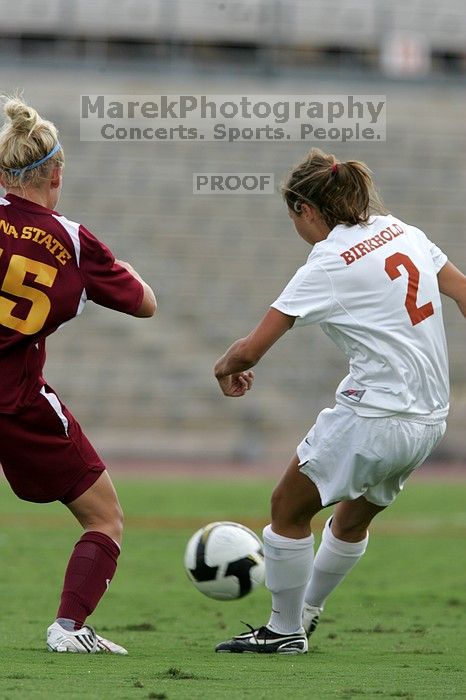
4;98;41;137
0;94;64;186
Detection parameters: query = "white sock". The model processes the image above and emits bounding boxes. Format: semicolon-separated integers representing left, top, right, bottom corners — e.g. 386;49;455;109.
56;617;76;631
304;517;368;609
263;524;314;635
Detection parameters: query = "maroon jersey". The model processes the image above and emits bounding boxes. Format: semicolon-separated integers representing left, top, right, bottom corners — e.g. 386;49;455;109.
0;194;144;413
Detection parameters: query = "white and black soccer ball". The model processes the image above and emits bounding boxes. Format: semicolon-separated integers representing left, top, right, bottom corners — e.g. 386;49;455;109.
184;521;265;600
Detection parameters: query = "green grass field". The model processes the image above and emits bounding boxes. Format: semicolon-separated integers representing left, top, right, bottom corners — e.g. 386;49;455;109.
0;475;464;700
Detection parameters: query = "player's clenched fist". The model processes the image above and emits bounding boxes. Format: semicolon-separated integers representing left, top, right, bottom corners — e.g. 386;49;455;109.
217;371;254;397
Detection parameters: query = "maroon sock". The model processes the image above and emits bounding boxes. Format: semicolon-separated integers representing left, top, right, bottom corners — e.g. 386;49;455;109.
57;530;120;629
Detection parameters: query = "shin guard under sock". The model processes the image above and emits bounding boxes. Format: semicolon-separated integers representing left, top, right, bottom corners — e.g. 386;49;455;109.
305;518;368;609
263;524;314;634
57;530;120;629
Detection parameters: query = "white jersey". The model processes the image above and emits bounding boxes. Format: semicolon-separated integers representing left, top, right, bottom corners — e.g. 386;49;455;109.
272;215;449;422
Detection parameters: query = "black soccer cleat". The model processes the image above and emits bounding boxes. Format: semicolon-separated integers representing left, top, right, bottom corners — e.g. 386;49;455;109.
215;623;308;655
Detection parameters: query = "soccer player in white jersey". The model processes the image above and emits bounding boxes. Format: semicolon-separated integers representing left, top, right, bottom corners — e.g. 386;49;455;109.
214;147;466;654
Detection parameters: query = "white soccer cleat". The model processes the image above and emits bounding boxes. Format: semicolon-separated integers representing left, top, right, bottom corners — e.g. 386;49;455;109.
302;603;322;639
46;621;128;654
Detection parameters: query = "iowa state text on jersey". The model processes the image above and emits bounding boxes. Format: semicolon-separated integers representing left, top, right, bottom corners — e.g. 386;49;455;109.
0;218;72;265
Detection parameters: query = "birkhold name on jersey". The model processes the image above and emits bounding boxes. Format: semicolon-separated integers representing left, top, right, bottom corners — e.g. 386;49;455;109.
340;223;404;265
0;218;72;265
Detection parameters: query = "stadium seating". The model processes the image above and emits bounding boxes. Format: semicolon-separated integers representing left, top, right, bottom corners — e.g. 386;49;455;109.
0;0;465;53
1;52;465;465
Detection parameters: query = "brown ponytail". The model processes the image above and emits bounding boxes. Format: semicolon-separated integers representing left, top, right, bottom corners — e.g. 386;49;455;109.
282;148;386;229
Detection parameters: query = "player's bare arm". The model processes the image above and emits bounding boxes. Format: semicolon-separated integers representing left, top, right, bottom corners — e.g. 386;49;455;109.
116;258;157;318
437;261;466;317
214;308;295;397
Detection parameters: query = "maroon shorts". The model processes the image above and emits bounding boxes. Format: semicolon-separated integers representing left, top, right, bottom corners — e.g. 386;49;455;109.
0;384;105;504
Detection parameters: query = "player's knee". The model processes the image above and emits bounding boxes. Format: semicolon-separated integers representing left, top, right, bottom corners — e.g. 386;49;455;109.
270;485;308;532
270;484;286;521
93;501;124;544
111;502;124;544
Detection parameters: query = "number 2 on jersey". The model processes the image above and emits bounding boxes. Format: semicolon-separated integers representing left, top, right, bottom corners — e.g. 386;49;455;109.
0;249;57;335
384;252;434;326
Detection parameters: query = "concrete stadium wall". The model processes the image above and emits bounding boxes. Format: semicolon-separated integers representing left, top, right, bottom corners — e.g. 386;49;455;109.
0;0;465;52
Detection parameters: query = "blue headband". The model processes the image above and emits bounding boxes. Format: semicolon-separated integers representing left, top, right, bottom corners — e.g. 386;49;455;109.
5;142;62;177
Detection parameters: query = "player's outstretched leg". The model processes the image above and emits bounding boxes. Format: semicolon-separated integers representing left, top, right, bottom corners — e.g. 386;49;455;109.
47;472;128;654
216;455;321;655
215;523;313;654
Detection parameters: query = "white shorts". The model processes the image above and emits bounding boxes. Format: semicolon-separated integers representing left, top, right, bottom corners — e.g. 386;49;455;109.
297;404;446;507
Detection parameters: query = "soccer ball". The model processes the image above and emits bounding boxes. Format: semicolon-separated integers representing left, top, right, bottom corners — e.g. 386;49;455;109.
184;521;265;600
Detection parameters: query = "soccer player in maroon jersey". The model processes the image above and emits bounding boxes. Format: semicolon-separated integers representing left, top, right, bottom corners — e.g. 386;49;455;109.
0;96;156;654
